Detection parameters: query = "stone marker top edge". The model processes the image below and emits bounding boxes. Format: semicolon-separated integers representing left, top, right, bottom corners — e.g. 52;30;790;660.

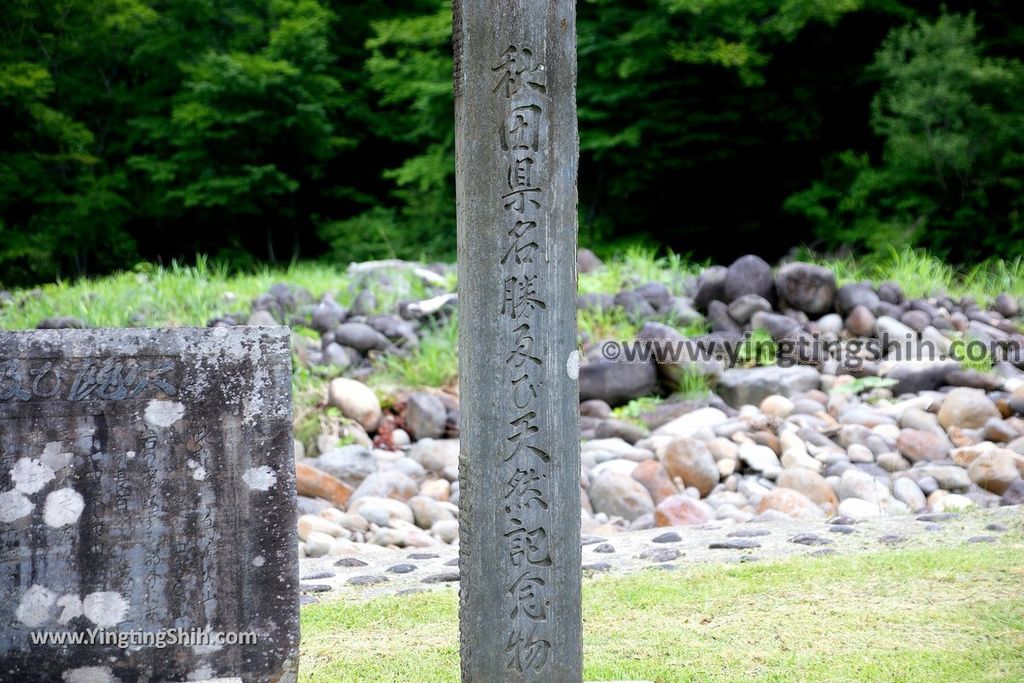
0;325;290;355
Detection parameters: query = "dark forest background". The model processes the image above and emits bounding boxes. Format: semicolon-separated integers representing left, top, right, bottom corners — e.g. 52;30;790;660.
2;0;1022;284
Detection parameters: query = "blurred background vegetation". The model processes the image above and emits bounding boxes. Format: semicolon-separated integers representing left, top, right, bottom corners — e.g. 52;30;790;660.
2;0;1022;285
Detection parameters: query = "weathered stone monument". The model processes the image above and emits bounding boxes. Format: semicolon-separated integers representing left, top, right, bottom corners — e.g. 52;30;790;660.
0;328;298;682
453;1;582;680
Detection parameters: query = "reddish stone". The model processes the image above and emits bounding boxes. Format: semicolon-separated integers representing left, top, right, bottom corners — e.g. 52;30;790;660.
654;495;710;527
295;461;353;508
756;487;825;520
631;460;678;504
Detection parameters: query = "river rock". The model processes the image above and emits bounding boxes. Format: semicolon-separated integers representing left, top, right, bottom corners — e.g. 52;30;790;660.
297;515;347;541
408;495;456;529
654;494;711;526
652;407;729;438
896;429;951;463
775;262;836;315
694;266;728;309
1001;478;1024;505
876;316;917;346
728;294;772;325
838;469;890;504
327;378;382;431
308;445;377;486
775;468;837;513
845;305;876;337
407;440;457;478
912;464;971;491
350;470;418;502
756;487;825;520
967;450;1022;494
937;388;1001;429
760;394;795;418
630;460;678;504
739;441;782;476
662;438;719;497
348;496;415;525
577;248;603;274
836;497;884;520
892;477;927;511
716;365;820;408
295;461;353;508
333;322;391;352
724;255;773;303
579;353;659;407
836;283;879;315
589;471;656;522
404;392;448;440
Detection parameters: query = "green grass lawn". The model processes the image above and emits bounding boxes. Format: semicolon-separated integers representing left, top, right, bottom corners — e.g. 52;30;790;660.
300;543;1024;682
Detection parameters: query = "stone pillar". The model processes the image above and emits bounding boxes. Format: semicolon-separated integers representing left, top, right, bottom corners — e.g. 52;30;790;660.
453;1;582;680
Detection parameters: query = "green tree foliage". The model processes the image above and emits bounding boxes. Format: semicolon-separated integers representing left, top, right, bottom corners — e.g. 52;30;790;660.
319;1;456;262
0;0;146;281
130;0;350;263
786;13;1024;258
346;0;905;253
1;1;1022;284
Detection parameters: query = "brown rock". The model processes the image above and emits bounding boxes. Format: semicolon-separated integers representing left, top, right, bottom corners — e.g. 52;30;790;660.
756;487;825;520
896;429;951;463
947;426;974;448
662;438;719;497
937;388;1000;430
951;445;988;468
631;459;678;504
1009;385;1024;414
845;305;876;337
654;495;711;527
776;469;838;514
983;418;1019;443
750;430;781;454
968;450;1024;494
295;461;353;508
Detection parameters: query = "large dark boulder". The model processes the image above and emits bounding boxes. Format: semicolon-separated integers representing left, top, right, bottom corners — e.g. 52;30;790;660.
579;343;659;407
836;283;880;316
775;262;836;316
693;266;728;310
723;255;773;304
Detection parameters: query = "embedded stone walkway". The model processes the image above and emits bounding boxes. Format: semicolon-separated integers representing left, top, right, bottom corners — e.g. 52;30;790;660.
297;505;1022;604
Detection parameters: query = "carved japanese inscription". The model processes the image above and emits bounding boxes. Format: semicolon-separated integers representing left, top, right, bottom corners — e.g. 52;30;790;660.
495;42;555;674
0;328;298;682
454;1;581;681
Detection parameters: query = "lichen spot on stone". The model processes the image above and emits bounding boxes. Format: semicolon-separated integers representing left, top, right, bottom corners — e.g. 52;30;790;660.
44;488;85;527
191;629;226;655
193;466;208;481
16;584;57;627
184;664;216;682
243;465;277;491
11;457;56;495
56;594;83;624
0;490;34;523
61;665;119;683
143;399;186;428
41;441;74;471
82;591;129;628
252;555;266;567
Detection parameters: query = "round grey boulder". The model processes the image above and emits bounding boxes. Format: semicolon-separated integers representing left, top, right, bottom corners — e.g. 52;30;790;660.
724;255;773;303
775;262;836;316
